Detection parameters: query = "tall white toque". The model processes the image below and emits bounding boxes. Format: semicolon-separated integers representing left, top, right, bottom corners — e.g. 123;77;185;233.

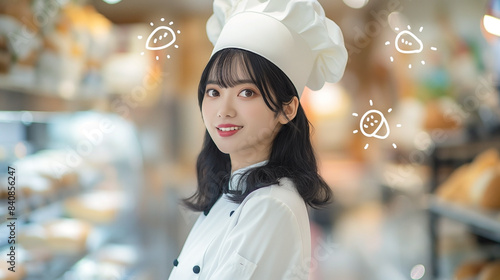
206;0;348;96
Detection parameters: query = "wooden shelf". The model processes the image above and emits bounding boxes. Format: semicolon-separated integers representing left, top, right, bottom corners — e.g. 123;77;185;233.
429;139;500;278
432;137;500;163
428;195;500;243
0;84;109;112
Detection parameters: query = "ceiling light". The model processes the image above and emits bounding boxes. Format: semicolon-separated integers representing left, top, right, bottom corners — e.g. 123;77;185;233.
102;0;122;4
484;14;500;37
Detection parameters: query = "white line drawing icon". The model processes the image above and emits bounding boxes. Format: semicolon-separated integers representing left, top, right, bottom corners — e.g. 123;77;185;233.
385;25;437;68
146;26;177;50
359;109;390;139
395;30;423;54
353;100;402;150
138;18;181;61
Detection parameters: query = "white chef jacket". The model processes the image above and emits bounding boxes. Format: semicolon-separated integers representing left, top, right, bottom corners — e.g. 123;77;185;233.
168;161;311;280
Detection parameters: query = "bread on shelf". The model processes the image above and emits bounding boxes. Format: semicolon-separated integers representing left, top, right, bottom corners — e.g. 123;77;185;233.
95;244;138;267
436;164;470;203
64;190;124;224
44;218;93;254
0;264;25;280
18;175;55;198
454;259;500;280
454;260;489;280
18;224;48;250
436;148;500;210
478;260;500;280
0;247;26;280
469;165;500;210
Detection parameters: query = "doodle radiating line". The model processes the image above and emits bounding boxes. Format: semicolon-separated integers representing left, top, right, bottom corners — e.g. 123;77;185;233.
352;100;402;150
385;25;437;69
138;18;181;61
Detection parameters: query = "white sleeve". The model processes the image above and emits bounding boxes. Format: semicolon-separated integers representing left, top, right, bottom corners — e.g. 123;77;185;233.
209;194;310;280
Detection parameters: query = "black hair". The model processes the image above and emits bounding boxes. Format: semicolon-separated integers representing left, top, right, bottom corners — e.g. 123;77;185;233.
182;48;332;212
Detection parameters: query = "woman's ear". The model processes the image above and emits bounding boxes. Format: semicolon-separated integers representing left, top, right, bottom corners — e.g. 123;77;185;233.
278;96;299;124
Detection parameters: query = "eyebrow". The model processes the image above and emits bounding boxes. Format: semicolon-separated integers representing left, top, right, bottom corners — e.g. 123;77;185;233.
206;79;255;86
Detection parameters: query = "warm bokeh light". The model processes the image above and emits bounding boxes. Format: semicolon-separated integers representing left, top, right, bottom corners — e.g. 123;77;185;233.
388;12;409;33
410;264;426;280
21;111;33;125
342;0;369;9
302;83;350;119
102;0;122;4
483;15;500;37
14;142;28;159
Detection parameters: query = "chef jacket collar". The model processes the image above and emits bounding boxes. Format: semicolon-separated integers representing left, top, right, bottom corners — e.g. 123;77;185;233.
226;160;268;193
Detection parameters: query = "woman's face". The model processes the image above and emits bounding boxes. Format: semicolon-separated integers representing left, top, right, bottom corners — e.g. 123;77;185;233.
201;63;282;167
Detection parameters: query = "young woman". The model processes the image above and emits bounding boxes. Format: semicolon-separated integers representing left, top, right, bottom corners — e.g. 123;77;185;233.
168;0;347;279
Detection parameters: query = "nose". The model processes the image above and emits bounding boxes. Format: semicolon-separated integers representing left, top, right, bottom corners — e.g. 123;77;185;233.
217;94;236;118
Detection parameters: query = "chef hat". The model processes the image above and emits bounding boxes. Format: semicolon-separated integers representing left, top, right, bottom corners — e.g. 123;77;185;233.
206;0;348;95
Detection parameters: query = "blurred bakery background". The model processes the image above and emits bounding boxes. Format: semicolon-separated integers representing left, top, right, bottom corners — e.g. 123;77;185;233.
0;0;500;279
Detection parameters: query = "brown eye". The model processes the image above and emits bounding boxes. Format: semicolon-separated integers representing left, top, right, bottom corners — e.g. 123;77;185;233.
206;89;219;97
238;89;255;98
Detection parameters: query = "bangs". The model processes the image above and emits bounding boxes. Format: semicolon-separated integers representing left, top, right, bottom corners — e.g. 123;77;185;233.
206;50;257;88
199;48;287;114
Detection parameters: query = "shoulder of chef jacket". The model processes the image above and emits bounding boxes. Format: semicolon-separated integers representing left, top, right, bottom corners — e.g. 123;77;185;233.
168;177;312;280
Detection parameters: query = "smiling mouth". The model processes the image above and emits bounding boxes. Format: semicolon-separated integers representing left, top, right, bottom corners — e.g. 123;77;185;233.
216;126;243;132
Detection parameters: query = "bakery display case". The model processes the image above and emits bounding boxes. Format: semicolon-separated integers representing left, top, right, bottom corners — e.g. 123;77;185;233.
0;110;145;280
0;0;167;278
429;138;500;280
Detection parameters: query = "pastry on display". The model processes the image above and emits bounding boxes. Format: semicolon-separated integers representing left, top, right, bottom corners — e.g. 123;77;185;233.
436;163;470;203
423;100;462;130
436;148;500;210
454;259;500;280
0;0;41;87
13;151;80;194
469;165;500;209
17;175;55;198
454;260;488;280
463;149;499;192
18;219;93;255
0;247;26;280
95;244;138;267
64;190;124;224
41;169;79;190
0;264;25;280
44;218;93;254
478;261;500;280
29;150;80;188
18;224;48;250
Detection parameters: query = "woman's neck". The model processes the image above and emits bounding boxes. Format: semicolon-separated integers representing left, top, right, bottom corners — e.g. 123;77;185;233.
230;154;269;173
